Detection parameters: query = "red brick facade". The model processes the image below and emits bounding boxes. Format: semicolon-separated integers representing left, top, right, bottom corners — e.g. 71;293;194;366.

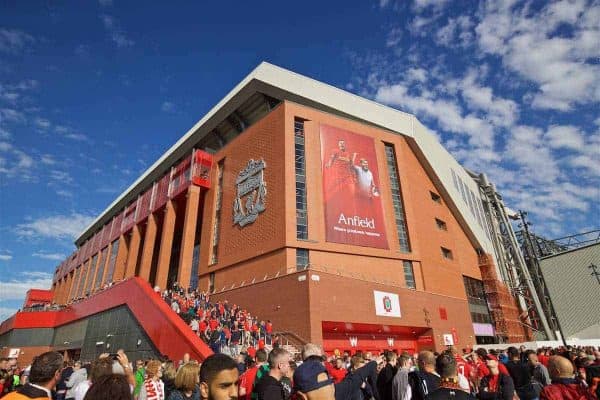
52;101;506;352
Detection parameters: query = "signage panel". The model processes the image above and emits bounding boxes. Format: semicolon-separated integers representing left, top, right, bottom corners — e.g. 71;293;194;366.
373;290;401;318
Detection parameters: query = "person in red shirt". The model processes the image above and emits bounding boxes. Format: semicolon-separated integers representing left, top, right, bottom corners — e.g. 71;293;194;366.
209;317;219;332
247;346;257;360
327;358;348;384
238;349;267;400
540;355;595;400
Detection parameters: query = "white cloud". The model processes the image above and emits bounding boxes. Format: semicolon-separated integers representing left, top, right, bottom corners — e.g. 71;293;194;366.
54;125;70;134
507;125;560;184
100;14;134;48
0;127;10;139
0;108;25;122
413;0;450;12
545;125;585;150
0;28;35;54
0;145;35;178
0;254;12;261
0;272;52;302
65;133;89;141
458;70;519;127
33;252;66;261
49;170;73;184
35;117;51;130
56;189;73;198
435;15;474;48
475;0;600;111
161;101;175;112
375;82;496;149
40;154;56;165
15;213;95;240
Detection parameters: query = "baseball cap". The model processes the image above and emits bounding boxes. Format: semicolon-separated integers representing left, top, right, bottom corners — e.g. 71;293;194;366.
293;360;333;393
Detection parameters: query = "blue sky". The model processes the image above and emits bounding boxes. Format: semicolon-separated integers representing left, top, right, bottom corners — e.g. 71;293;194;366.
0;0;598;320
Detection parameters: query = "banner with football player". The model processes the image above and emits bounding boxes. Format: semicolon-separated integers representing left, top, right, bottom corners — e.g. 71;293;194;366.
320;124;389;249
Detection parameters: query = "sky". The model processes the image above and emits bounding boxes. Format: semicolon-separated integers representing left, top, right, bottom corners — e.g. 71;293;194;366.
0;0;598;320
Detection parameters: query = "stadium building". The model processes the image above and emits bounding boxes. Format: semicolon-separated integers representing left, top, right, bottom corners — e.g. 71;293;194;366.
0;63;535;364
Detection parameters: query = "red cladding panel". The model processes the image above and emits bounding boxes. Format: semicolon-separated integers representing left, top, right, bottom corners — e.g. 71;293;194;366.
192;150;212;188
122;201;137;233
153;174;170;211
170;155;192;198
24;289;54;308
136;188;152;223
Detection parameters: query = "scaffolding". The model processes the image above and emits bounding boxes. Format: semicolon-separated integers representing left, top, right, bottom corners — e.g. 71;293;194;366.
473;173;554;341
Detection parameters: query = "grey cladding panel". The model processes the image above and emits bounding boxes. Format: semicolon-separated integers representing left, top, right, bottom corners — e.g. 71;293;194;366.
540;244;600;338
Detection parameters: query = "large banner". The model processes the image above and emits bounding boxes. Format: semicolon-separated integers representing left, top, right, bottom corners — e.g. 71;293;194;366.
320;124;388;249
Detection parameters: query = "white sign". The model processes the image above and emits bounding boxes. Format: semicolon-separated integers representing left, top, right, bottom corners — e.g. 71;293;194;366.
8;348;20;358
443;334;454;346
349;336;358;347
373;290;401;317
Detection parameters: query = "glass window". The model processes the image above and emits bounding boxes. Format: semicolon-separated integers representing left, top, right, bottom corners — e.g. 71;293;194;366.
430;191;442;203
435;218;447;231
403;260;416;289
93;247;108;290
189;243;200;290
85;254;98;295
441;247;453;260
295;118;308;240
104;239;119;284
296;248;309;271
209;272;215;294
384;143;411;252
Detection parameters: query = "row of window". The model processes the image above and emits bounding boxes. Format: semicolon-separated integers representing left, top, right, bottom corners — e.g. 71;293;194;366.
451;169;491;239
430;192;454;260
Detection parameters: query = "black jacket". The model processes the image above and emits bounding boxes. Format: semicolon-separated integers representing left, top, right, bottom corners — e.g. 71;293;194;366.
478;374;515;400
335;361;379;400
409;370;441;400
254;374;286;400
426;387;475;399
377;364;397;400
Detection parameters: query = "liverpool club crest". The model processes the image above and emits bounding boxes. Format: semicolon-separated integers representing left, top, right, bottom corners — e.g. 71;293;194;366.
383;296;392;313
233;159;267;227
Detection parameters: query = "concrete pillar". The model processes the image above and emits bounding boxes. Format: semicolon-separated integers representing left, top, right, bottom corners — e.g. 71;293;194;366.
155;200;176;291
124;225;142;279
178;186;201;288
113;235;129;281
139;214;158;282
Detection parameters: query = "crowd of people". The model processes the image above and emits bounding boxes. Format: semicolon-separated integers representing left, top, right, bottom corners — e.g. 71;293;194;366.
157;283;275;355
1;343;599;400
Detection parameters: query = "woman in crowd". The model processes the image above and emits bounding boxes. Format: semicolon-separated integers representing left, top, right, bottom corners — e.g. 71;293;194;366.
162;361;177;399
138;360;165;400
167;362;200;400
83;374;132;400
